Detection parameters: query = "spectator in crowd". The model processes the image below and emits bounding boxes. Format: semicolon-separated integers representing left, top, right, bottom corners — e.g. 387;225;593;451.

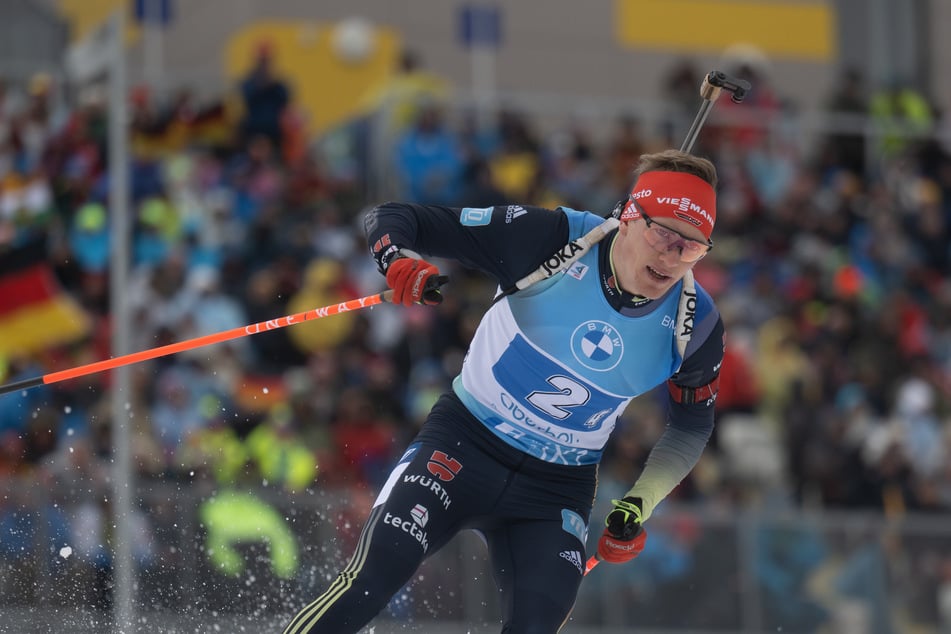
286;258;361;355
869;78;934;160
393;101;464;205
330;385;400;489
820;67;869;178
245;402;319;492
148;364;213;457
605;114;648;196
177;394;248;484
238;42;291;152
660;58;704;147
754;519;831;632
712;45;784;151
487;110;542;202
198;461;300;595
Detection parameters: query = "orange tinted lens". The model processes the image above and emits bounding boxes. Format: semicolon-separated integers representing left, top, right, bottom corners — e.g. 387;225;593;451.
679;242;707;262
642;225;671;246
644;226;707;262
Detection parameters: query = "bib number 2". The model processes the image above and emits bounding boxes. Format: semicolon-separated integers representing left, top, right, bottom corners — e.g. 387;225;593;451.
526;375;591;420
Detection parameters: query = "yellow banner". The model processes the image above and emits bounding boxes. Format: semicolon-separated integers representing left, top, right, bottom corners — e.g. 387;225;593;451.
616;0;835;61
57;0;141;45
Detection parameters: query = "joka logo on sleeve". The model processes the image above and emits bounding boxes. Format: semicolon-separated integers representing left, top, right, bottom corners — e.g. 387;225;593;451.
427;450;462;482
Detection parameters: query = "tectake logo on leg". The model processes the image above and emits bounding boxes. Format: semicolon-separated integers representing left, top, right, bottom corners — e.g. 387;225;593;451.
410;503;429;527
384;505;430;552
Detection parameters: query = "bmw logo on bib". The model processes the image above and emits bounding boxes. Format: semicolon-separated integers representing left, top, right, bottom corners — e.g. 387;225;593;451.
571;321;623;371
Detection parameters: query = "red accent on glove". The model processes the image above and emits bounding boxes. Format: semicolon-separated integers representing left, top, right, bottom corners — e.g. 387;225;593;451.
597;526;647;564
386;258;441;306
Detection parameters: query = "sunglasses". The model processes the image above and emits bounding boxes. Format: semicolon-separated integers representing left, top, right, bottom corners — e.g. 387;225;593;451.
629;198;713;263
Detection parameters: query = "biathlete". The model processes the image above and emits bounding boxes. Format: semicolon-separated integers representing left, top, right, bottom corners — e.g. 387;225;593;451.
283;148;724;633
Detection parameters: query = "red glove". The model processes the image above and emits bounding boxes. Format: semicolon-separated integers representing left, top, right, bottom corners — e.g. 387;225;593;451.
385;257;444;306
597;497;647;564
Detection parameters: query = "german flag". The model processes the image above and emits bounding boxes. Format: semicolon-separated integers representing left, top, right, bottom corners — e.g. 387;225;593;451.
0;237;91;357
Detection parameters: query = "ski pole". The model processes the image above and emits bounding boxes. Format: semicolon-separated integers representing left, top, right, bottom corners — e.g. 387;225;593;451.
0;290;396;396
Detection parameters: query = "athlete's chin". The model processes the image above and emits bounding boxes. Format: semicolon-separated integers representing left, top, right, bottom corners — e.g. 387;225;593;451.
635;273;677;299
642;287;671;300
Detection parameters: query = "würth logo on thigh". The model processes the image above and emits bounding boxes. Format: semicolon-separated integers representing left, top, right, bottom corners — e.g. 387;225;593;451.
427;450;462;481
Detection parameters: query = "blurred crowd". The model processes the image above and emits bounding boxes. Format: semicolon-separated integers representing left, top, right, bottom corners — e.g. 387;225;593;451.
0;48;950;627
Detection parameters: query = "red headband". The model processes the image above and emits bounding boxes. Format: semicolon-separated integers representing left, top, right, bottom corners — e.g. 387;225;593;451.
619;171;717;240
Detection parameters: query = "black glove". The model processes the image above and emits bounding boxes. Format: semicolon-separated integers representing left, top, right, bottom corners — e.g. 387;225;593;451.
597;496;647;564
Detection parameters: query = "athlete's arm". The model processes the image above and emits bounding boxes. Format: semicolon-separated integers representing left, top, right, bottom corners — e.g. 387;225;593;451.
364;202;570;287
625;315;724;520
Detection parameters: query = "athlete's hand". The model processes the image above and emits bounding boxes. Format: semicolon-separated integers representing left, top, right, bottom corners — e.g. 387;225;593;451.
597;496;647;564
385;257;447;306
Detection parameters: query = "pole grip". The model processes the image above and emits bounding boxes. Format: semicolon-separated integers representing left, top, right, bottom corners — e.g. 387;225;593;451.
699;74;723;102
704;70;752;103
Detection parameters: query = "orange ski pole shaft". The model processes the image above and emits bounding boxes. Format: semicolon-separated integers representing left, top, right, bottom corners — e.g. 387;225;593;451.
0;290;393;396
584;555;601;576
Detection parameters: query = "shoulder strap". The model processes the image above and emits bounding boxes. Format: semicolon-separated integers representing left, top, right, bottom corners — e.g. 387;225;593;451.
670;269;720;404
674;269;696;366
